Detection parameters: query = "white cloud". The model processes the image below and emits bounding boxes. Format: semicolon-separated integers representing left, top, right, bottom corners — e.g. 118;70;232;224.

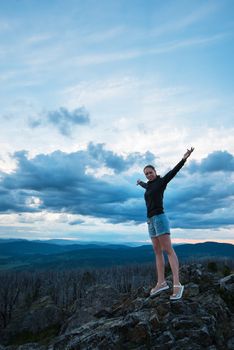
72;33;227;67
0;18;12;32
60;74;234;163
25;33;55;45
83;26;125;44
151;2;219;36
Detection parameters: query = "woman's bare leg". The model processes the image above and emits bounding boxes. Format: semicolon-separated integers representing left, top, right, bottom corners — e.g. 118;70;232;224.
151;237;166;285
158;234;181;294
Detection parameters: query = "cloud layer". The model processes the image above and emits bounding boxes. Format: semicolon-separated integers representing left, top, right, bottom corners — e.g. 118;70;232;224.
0;144;155;223
189;150;234;173
0;147;233;230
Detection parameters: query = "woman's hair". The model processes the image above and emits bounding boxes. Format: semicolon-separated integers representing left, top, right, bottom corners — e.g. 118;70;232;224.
143;164;156;172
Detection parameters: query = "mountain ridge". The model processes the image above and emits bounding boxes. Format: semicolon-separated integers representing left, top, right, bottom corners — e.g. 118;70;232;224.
0;240;233;271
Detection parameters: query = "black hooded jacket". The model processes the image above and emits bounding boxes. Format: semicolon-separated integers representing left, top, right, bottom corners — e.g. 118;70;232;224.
139;159;186;218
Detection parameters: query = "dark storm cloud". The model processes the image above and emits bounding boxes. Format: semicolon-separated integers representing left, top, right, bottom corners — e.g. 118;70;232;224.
28;107;90;136
165;174;234;229
87;142;155;173
188;150;234;173
0;144;154;223
0;148;233;229
159;150;234;229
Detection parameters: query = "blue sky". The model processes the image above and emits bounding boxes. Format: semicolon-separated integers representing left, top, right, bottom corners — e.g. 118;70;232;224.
0;0;233;244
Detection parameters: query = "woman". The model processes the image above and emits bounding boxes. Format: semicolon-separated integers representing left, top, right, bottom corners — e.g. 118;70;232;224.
137;147;194;300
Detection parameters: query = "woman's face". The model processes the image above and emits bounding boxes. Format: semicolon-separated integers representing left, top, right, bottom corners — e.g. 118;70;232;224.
144;167;157;181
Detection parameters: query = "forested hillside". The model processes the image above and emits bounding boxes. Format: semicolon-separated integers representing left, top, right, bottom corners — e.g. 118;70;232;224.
0;240;233;271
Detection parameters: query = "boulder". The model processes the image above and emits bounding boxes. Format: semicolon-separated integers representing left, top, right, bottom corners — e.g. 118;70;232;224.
219;274;234;312
60;284;121;334
0;296;64;345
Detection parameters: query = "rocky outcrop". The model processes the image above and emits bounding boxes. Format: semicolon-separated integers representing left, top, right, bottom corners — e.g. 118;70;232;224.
60;284;121;334
0;264;233;349
0;296;65;346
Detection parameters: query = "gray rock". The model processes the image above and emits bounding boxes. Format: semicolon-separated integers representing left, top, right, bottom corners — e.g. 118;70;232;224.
189;325;212;346
151;331;175;349
3;345;46;350
127;321;151;344
60;284;120;334
184;282;200;297
82;284;120;309
171;316;202;330
170;300;191;315
149;313;160;329
219;274;234;292
21;298;63;334
170;337;201;350
227;336;234;350
0;296;64;345
17;344;46;350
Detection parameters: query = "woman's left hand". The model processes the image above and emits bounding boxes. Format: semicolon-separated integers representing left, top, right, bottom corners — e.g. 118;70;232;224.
183;147;194;160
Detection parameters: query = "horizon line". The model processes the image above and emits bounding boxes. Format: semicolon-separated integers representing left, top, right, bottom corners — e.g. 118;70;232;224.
0;237;233;245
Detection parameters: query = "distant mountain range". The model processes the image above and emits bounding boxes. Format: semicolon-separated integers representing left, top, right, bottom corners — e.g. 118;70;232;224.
0;239;233;271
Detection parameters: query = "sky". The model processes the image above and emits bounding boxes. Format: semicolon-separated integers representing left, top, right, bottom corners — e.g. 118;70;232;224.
0;0;233;244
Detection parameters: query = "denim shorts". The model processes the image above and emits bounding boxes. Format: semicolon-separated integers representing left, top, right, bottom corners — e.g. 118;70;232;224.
147;213;171;238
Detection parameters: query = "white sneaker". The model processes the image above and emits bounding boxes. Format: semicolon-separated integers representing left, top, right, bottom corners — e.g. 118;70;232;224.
150;281;169;297
170;284;184;301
